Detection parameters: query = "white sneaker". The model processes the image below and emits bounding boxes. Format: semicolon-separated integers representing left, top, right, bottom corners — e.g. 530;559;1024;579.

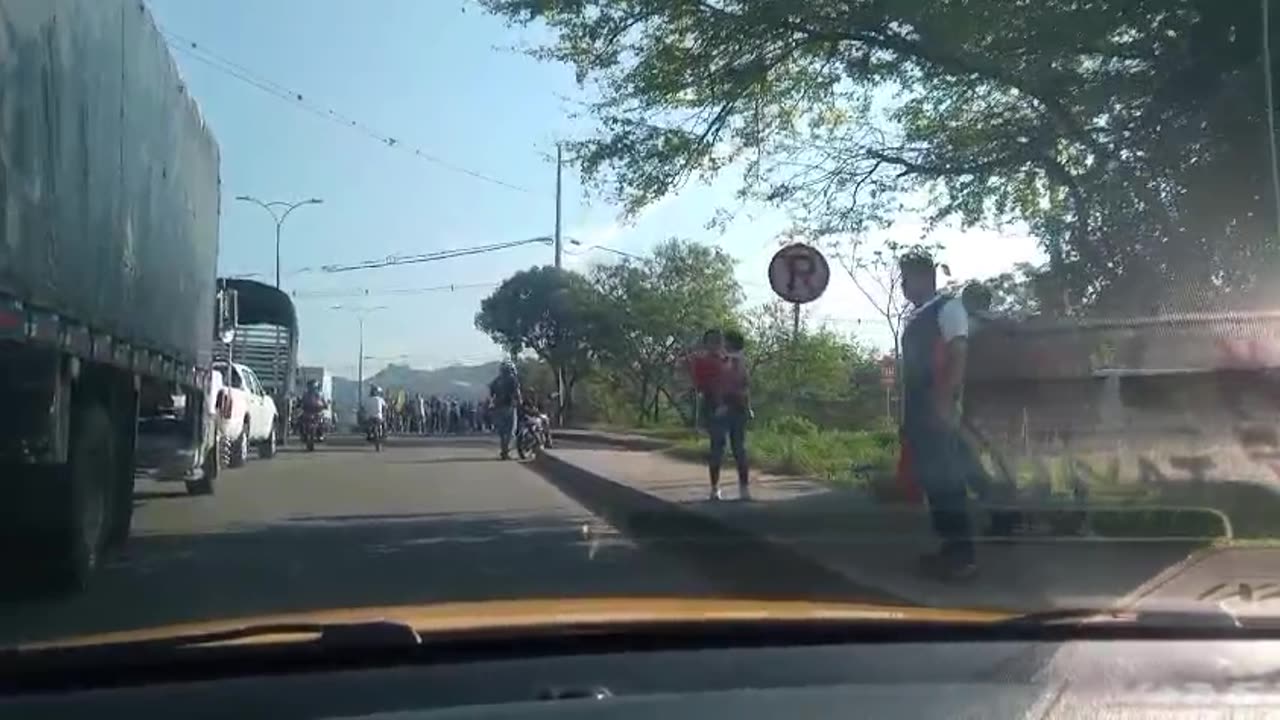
709;486;722;501
739;484;752;502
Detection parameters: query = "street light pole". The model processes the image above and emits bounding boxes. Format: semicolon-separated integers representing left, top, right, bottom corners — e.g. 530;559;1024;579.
554;143;563;270
235;196;324;288
568;239;643;261
330;304;388;404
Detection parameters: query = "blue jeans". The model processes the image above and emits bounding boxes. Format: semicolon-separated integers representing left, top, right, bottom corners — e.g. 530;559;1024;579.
904;417;975;564
708;410;748;486
494;406;516;455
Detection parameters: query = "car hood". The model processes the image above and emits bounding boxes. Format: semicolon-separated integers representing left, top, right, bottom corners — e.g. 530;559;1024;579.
22;598;1013;650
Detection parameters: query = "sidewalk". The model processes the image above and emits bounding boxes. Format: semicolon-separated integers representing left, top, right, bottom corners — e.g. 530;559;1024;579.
539;447;1208;613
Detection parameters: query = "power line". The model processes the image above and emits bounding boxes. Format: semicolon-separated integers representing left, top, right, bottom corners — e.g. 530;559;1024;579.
160;28;533;194
320;236;551;273
292;281;500;300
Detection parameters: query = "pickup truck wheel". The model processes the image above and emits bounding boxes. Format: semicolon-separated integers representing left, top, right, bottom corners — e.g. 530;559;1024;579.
258;423;277;459
228;419;249;468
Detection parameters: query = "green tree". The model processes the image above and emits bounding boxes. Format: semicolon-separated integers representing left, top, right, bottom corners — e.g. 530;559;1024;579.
483;0;1278;314
591;239;742;423
747;301;883;428
475;266;604;422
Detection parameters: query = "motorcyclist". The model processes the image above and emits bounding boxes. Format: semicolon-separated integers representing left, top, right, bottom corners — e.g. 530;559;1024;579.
362;384;388;439
488;361;522;460
520;395;552;450
301;379;329;441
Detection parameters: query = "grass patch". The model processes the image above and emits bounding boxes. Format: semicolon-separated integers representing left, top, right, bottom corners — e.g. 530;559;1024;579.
600;419;1280;539
667;417;897;490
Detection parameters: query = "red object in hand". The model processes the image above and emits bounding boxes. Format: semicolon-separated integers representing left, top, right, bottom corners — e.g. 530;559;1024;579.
895;435;924;504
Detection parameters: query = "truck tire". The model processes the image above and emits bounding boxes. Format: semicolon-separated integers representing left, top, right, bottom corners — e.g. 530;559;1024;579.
258;423;277;459
229;419;250;468
37;405;115;594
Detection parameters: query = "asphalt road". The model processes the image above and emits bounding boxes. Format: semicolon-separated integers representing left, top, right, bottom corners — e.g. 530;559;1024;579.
0;435;715;646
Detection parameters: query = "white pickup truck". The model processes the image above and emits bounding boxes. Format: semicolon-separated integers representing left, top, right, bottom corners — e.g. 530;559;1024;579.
213;361;279;467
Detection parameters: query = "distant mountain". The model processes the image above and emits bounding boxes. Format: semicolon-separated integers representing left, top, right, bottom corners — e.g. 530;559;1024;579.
331;361;501;414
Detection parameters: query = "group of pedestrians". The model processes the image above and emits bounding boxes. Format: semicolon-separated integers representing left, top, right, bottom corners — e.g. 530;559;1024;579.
368;391;495;436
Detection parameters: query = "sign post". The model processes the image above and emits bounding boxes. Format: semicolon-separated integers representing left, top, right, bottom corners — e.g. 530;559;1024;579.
768;243;831;340
879;356;897;419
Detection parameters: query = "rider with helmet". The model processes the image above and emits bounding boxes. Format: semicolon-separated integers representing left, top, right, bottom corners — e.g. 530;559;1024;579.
488;361;522;459
301;378;329;441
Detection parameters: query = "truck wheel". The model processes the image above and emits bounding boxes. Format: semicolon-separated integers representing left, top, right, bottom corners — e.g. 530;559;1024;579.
258;423;277;459
229;419;249;468
35;405;114;593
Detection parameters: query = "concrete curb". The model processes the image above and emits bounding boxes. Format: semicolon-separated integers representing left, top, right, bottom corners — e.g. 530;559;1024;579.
530;449;908;604
555;429;673;452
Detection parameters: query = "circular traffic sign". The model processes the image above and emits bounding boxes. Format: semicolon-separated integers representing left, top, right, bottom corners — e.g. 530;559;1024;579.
768;243;830;304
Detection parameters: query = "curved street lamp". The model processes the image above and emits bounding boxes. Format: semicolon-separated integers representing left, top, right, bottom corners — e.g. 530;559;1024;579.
568;238;644;261
236;195;324;288
329;304;388;400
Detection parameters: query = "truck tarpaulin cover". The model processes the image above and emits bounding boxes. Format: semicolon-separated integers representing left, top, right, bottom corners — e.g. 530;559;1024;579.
0;0;221;368
221;277;298;397
223;278;297;332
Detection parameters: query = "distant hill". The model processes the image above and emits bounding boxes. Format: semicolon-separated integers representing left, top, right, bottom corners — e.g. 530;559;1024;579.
331;361;501;414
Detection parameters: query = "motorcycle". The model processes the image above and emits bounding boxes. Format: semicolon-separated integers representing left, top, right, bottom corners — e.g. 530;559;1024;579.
365;417;386;452
300;410;325;452
516;414;545;459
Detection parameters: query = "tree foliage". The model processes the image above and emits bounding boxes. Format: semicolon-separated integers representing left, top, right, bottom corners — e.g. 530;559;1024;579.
474;266;605;419
483;0;1280;313
591;238;742;422
746;301;882;427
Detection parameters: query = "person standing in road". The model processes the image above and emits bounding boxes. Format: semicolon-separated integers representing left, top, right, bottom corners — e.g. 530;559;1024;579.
688;329;725;499
489;361;522;460
709;329;752;501
898;252;977;581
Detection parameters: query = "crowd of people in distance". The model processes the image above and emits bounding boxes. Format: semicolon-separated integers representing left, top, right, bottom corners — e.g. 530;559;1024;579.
369;392;497;435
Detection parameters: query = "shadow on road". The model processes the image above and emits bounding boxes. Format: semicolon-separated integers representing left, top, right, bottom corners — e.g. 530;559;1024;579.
132;489;191;502
0;509;716;646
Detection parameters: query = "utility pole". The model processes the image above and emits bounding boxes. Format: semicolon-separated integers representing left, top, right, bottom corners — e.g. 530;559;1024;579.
554;143;563;270
553;143;565;426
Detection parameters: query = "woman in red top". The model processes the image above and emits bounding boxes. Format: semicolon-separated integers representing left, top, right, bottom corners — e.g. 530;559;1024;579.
689;328;724;399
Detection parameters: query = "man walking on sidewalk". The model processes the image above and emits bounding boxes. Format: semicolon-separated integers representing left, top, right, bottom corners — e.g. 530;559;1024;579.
898;252;977;581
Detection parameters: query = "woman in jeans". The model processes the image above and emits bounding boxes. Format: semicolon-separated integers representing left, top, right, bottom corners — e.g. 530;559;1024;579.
708;330;751;501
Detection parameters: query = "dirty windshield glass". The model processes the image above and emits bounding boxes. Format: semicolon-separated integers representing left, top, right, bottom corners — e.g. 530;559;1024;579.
1;0;1279;649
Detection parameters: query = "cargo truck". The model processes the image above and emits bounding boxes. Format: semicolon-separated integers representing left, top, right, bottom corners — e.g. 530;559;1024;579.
213;279;299;445
0;0;225;591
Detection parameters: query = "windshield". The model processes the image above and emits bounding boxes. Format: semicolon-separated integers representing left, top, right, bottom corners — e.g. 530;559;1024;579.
2;0;1279;650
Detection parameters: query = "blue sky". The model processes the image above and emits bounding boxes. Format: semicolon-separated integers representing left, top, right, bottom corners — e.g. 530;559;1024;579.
148;0;1040;378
